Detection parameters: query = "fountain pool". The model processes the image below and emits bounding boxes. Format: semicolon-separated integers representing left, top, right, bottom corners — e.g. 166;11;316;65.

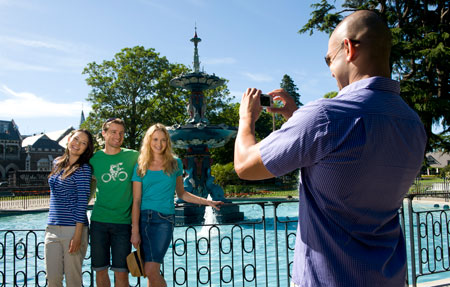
1;200;449;287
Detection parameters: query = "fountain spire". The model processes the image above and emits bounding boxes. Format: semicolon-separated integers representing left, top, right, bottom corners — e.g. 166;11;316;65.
190;26;201;73
168;28;244;224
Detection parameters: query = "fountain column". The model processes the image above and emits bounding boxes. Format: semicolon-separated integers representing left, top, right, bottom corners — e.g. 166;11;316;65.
168;29;243;224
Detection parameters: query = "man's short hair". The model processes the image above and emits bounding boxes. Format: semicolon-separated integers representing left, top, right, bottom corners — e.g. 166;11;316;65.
102;117;125;132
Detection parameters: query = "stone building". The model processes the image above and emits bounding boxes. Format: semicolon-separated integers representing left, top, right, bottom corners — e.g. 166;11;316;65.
426;152;450;175
0;120;22;180
0;119;74;182
22;133;66;171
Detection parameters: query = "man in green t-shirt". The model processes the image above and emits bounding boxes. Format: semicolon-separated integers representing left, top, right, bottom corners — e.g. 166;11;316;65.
90;118;139;287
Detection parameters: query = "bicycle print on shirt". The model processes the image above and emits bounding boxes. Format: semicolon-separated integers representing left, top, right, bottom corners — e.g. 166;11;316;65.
101;163;128;183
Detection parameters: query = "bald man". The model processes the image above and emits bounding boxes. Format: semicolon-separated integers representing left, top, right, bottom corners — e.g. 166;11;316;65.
235;10;426;287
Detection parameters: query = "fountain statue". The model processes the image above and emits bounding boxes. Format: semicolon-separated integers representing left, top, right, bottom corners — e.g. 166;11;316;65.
168;28;243;224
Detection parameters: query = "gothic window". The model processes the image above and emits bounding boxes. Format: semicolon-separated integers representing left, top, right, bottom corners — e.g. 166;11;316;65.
37;158;50;171
0;124;7;133
6;145;18;155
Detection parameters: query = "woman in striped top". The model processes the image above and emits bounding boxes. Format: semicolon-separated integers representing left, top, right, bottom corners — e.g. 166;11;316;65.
45;129;94;287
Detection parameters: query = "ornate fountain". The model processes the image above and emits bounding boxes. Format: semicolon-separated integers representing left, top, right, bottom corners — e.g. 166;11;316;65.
168;28;243;224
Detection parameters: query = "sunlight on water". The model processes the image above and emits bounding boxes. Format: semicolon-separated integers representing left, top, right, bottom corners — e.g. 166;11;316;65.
1;200;449;286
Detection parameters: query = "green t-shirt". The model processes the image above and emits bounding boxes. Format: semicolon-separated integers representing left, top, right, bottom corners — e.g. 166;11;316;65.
131;158;183;215
90;148;139;224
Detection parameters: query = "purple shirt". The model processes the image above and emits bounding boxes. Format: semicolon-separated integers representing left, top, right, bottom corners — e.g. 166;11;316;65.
260;77;426;287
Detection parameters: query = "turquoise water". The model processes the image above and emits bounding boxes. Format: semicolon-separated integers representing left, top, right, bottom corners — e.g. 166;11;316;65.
0;203;297;286
401;201;450;285
1;201;450;286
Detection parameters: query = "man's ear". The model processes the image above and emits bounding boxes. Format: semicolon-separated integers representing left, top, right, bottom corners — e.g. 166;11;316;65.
344;38;358;62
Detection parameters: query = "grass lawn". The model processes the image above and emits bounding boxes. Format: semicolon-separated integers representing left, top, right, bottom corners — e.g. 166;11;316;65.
410;176;446;193
247;190;297;198
225;188;297;199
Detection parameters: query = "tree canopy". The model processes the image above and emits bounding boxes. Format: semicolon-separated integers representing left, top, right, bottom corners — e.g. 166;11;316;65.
299;0;449;152
280;74;303;107
82;46;233;150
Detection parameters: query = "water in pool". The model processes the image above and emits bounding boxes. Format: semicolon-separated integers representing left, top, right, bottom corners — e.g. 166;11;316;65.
1;201;449;286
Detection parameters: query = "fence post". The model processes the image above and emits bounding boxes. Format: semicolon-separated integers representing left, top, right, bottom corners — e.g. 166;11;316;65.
273;202;280;287
407;195;417;287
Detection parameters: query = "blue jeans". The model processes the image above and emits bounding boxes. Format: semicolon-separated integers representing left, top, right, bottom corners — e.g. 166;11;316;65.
140;209;174;263
90;221;131;272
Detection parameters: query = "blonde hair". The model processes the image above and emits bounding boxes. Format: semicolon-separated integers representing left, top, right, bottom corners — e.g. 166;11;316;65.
137;123;178;177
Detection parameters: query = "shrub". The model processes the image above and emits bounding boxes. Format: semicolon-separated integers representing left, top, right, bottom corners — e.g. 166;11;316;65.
211;162;241;186
439;165;450;178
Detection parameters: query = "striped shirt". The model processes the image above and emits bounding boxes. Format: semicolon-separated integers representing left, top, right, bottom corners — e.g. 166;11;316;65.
260;77;427;287
47;163;92;226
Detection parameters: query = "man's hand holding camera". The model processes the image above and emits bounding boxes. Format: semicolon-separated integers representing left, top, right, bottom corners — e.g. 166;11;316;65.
239;88;297;125
239;88;263;125
266;88;298;120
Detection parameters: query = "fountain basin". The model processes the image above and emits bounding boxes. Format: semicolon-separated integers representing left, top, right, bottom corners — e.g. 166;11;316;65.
174;203;244;226
168;124;236;149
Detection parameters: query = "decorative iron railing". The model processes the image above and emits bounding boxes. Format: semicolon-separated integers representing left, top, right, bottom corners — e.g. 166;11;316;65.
0;201;297;287
1;197;450;286
403;194;450;287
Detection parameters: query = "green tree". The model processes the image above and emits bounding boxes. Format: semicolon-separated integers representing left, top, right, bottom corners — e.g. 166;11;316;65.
207;101;283;165
280;74;303;107
324;91;338;98
299;0;450;152
203;80;235;122
208;102;240;164
82;46;190;149
210;162;241;186
82;46;234;151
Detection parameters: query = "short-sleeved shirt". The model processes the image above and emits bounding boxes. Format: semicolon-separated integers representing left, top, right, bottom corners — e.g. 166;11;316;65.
131;158;183;215
90;148;139;224
260;77;427;287
47;163;92;226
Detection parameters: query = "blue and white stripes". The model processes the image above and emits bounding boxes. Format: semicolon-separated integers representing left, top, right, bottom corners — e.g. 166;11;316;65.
47;164;92;226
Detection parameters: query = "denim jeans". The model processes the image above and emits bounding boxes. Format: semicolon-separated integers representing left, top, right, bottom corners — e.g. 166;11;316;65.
139;209;174;263
90;220;131;272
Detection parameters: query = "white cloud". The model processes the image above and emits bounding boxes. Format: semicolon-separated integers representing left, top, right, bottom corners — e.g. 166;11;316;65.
186;0;206;7
0;35;70;52
203;57;236;65
242;72;273;83
0;0;34;9
0;57;54;72
0;85;91;118
0;35;98;73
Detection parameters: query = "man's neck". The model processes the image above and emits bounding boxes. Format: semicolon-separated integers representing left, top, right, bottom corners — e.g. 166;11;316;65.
103;146;122;155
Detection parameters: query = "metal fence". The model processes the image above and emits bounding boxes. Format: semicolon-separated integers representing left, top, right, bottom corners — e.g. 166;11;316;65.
403;194;450;287
1;197;450;286
409;178;450;200
0;201;297;287
0;196;50;211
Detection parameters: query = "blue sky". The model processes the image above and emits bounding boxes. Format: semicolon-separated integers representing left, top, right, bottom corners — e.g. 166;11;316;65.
0;0;341;135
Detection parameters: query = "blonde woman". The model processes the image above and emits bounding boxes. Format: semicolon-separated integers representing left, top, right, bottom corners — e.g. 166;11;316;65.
131;123;223;287
45;129;94;287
